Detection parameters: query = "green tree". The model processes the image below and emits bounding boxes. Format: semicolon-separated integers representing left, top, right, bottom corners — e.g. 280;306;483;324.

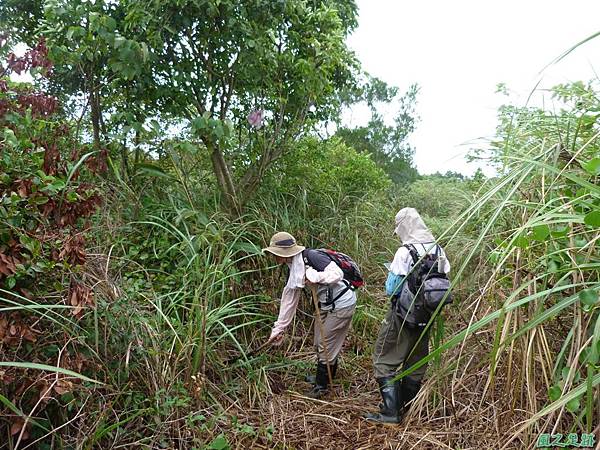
262;136;390;201
336;80;419;184
0;0;44;51
0;0;151;152
2;1;170;178
41;0;150;154
3;1;362;214
121;0;359;213
478;80;600;174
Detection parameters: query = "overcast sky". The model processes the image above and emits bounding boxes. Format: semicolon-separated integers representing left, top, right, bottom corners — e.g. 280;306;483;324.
346;1;600;175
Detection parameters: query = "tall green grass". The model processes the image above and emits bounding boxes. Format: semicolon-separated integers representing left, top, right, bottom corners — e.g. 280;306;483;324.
396;103;599;446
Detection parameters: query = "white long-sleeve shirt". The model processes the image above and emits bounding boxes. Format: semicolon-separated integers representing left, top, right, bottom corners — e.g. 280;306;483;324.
269;253;356;339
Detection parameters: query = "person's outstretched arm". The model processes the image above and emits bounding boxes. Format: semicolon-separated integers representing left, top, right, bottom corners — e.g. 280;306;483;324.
267;253;305;344
268;286;301;343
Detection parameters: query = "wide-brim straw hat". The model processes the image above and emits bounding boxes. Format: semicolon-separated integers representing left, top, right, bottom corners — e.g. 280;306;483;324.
263;231;305;258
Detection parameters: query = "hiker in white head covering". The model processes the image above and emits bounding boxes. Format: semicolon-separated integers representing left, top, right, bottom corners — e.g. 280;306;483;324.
393;207;435;243
389;207;450;276
365;207;452;424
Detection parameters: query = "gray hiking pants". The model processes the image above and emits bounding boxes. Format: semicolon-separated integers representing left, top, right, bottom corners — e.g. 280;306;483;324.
314;304;355;364
372;302;430;381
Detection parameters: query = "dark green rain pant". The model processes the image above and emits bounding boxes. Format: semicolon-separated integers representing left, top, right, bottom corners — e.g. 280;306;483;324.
372;302;430;383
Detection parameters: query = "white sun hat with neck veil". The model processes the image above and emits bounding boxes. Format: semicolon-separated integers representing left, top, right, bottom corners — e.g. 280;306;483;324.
393;207;435;244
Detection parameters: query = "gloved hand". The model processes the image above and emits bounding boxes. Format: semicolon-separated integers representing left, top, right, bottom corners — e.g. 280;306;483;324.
266;332;284;347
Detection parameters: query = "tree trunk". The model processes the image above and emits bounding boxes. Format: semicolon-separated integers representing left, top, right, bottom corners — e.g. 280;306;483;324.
206;139;241;215
89;77;101;151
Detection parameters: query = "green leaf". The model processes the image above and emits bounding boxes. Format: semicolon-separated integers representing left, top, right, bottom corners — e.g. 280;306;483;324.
548;385;561;402
191;117;208;133
239;424;255;435
582;157;600;175
489;250;501;264
6;277;16;289
66;26;79;41
531;225;550;241
514;235;529;249
89;12;100;31
19;234;40;254
208;434;229;450
566;396;580;413
551;226;569;237
0;362;103;384
579;289;598;307
105;16;117;31
61;392;75;403
213;122;224;139
114;36;126;49
178;142;198;155
547;259;560;273
583;210;600;227
0;393;49;433
51;179;66;190
135;163;172;179
30;195;49;205
232;242;262;255
149;119;161;134
140;42;149;62
3;128;18;147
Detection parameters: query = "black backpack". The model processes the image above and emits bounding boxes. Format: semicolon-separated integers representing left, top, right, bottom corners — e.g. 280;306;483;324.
395;244;452;327
302;248;364;308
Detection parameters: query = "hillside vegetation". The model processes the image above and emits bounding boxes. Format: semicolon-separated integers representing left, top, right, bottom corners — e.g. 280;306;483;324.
0;2;598;449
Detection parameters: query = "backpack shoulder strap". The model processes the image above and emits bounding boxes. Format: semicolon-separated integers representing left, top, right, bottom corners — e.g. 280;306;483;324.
303;248;334;272
404;243;420;265
302;248;316;263
403;244;421;295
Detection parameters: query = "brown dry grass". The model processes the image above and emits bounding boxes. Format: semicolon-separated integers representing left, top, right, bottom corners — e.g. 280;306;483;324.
199;276;596;450
209;320;549;450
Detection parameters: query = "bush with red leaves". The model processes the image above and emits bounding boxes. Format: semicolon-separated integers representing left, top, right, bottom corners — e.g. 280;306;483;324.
1;38;105;445
0;38;105;297
5;37;53;76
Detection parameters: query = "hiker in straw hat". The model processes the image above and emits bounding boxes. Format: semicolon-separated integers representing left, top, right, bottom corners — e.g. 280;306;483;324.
263;231;357;399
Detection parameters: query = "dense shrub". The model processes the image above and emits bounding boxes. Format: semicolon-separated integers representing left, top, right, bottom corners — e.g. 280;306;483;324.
0;40;104;444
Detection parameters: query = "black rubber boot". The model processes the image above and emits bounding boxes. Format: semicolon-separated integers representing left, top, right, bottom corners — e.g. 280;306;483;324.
378;378;403;413
399;378;421;415
305;361;335;399
364;377;401;423
305;360;337;385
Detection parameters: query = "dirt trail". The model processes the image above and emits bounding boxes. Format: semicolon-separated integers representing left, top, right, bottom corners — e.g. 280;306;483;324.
222;297;531;450
228;361;510;450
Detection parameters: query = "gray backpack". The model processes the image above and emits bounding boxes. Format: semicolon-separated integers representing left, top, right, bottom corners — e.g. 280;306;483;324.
395;244;452;327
